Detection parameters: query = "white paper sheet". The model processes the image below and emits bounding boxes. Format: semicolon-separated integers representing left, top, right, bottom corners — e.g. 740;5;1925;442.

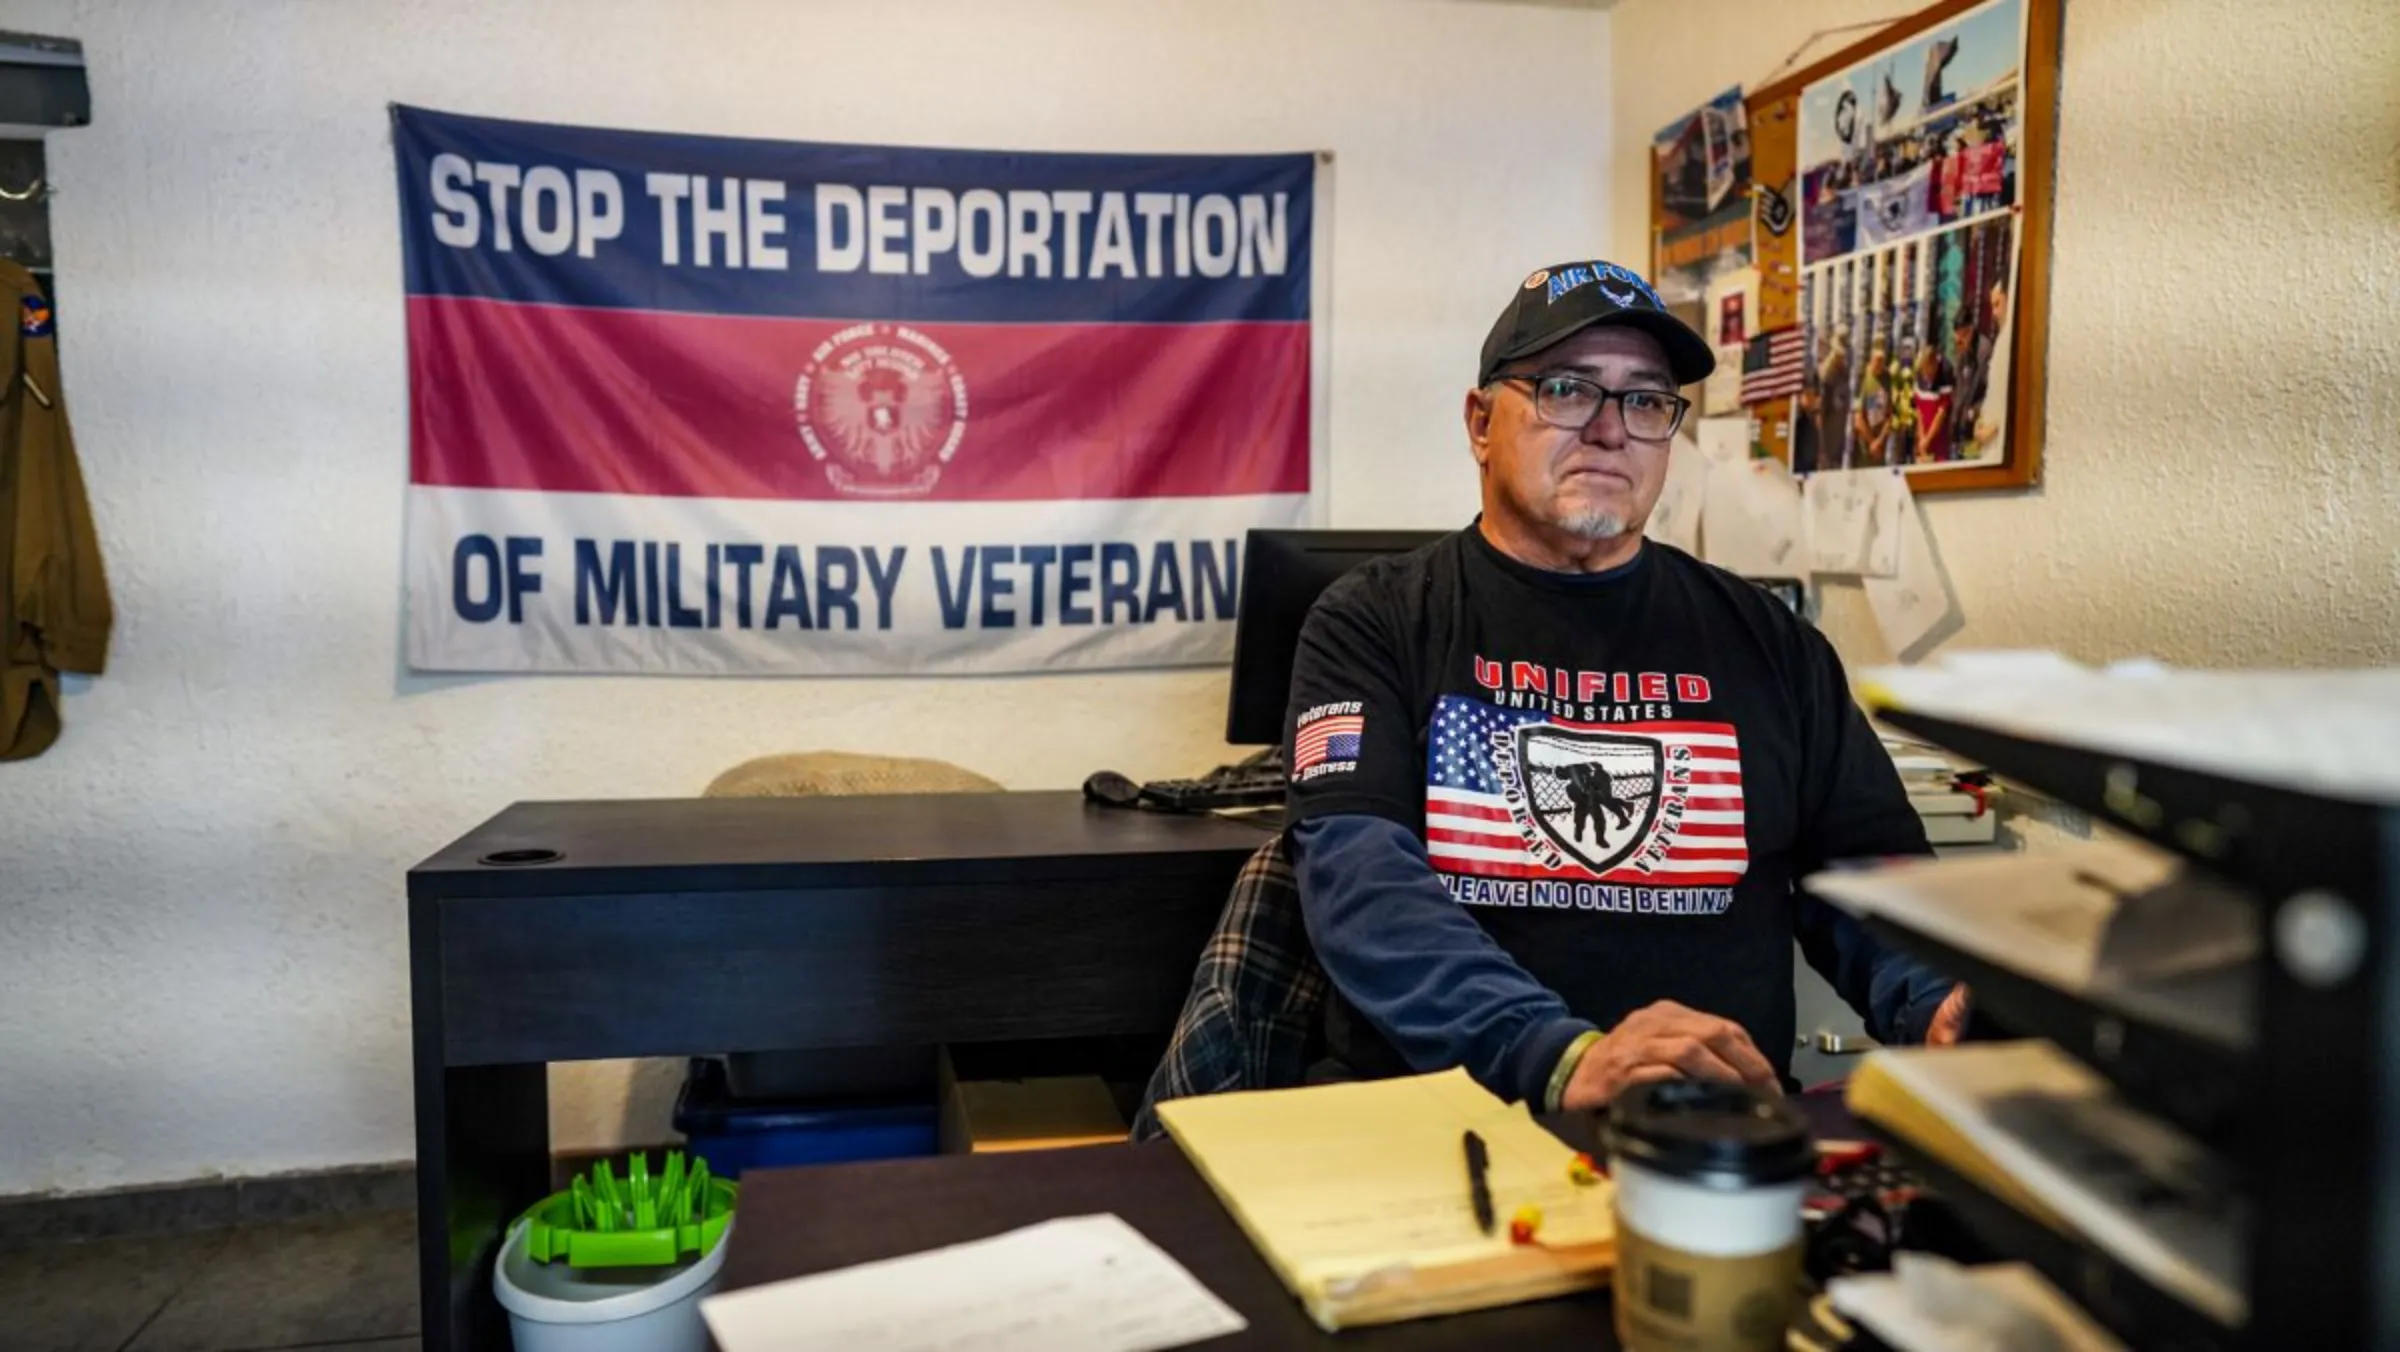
1861;471;1907;577
1862;496;1957;658
700;1213;1248;1352
1802;468;1906;577
1646;434;1708;553
1802;840;2257;1050
1699;455;1803;577
1693;413;1750;465
1831;1256;2129;1352
1858;1044;2246;1327
1865;658;2400;805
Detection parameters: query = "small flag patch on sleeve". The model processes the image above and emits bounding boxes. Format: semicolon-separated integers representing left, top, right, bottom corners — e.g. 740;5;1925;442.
1293;702;1366;778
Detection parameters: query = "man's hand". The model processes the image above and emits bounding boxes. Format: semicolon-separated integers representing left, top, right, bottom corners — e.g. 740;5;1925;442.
1926;984;1972;1046
1558;1000;1782;1112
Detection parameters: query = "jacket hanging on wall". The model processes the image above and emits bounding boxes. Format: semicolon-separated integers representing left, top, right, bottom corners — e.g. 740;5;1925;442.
1;258;111;760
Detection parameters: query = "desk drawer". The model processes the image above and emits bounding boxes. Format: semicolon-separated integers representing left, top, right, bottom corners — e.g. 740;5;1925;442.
428;873;1233;1066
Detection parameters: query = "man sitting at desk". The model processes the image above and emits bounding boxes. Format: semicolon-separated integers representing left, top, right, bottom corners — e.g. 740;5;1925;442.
1286;260;1966;1113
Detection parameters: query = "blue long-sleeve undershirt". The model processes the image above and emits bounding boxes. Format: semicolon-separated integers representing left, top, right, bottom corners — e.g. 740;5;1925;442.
1292;814;1956;1099
1292;814;1594;1104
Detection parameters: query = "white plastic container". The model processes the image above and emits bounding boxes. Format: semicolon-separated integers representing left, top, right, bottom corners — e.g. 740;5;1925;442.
494;1216;732;1352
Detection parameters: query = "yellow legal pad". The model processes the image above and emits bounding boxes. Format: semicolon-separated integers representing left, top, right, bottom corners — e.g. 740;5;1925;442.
1156;1068;1616;1330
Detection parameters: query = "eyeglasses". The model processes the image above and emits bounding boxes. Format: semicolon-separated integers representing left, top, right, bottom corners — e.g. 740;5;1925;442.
1494;373;1691;442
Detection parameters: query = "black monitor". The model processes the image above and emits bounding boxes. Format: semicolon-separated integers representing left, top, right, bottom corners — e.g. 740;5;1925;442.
1225;528;1444;747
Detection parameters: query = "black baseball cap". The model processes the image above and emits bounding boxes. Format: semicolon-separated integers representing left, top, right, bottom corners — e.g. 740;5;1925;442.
1478;260;1715;388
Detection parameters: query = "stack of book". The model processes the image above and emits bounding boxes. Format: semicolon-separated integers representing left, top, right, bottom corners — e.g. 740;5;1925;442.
1882;735;2000;845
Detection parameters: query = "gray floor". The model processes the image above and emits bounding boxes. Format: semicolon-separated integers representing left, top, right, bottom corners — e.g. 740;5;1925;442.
0;1208;419;1352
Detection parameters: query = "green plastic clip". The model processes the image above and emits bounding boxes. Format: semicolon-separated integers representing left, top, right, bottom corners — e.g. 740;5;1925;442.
517;1150;737;1268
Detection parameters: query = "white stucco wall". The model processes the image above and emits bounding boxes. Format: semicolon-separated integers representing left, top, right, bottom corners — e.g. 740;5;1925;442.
0;0;1616;1195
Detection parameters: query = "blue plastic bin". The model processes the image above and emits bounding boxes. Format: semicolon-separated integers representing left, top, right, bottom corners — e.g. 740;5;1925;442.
671;1057;938;1178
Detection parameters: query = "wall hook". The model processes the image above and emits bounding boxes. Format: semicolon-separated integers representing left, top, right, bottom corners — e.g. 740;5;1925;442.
0;177;46;203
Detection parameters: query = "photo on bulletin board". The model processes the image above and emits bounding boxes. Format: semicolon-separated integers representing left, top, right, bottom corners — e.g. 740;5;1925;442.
1700;266;1756;417
1750;0;2060;493
1650;86;1754;308
1747;94;1802;332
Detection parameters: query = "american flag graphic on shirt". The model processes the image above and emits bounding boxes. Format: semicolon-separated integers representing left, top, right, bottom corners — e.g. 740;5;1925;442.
1425;694;1749;888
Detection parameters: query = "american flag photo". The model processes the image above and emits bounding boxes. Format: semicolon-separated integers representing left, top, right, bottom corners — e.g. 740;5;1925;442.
1740;327;1806;404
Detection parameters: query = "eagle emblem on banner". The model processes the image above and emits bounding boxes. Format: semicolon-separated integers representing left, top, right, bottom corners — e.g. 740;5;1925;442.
795;324;970;497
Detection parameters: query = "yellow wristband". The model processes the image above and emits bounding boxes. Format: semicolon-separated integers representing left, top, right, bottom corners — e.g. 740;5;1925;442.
1544;1029;1605;1112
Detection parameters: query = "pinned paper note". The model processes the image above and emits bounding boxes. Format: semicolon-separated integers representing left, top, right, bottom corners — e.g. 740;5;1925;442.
1803;469;1907;577
1646;435;1708;553
700;1213;1247;1352
1700;267;1758;416
1863;495;1959;659
1694;414;1749;466
1862;473;1906;577
1700;455;1804;577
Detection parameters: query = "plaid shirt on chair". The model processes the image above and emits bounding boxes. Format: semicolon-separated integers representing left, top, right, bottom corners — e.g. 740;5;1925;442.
1130;832;1330;1141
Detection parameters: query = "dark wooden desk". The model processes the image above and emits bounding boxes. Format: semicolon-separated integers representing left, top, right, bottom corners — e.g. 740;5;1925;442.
718;1141;1622;1350
408;792;1272;1352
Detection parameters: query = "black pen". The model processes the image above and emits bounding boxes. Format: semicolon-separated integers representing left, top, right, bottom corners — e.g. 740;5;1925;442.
1463;1129;1494;1234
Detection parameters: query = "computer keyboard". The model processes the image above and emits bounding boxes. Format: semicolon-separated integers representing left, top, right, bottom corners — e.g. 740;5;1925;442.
1138;768;1289;811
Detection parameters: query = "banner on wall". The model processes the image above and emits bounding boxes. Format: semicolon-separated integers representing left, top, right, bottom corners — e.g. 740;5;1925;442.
392;106;1318;675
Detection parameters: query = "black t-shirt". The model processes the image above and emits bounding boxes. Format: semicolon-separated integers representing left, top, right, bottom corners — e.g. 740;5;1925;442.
1285;526;1926;1077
